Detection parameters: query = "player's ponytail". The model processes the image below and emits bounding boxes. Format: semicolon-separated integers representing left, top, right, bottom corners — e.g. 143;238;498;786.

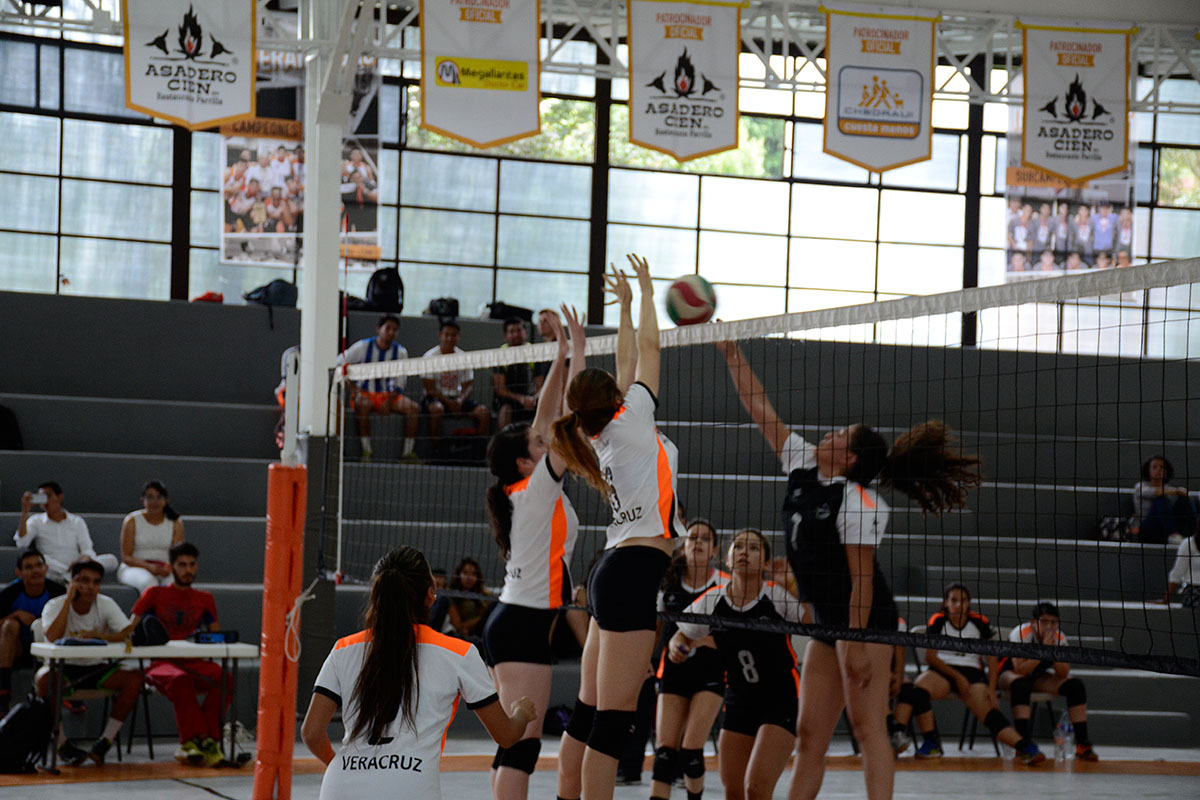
551;368;622;499
850;421;982;514
486;424;531;560
350;545;432;744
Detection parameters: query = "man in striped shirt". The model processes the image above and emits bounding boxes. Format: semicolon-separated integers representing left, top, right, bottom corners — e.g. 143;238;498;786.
339;314;419;461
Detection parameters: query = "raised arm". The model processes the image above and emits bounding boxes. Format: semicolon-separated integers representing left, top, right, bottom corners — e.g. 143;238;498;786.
717;340;791;460
563;304;587;415
532;312;570;438
605;264;637;393
628;254;660;396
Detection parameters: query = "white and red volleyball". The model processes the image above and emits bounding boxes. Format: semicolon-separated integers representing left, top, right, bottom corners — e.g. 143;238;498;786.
665;275;717;326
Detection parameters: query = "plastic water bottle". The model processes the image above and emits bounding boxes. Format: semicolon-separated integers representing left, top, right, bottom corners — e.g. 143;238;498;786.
1053;712;1072;763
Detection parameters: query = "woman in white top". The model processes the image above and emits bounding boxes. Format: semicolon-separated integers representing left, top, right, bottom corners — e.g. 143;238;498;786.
302;546;535;800
117;481;185;594
1161;529;1200;607
1133;455;1198;545
482;306;585;800
550;255;685;799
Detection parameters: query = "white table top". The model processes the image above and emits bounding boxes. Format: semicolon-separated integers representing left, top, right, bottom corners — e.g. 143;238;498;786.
30;640;259;660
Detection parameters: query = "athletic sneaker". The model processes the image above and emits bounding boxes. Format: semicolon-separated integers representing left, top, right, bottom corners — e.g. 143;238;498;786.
175;738;205;765
57;740;89;766
199;737;225;767
1075;744;1100;762
63;698;87;714
87;737;113;765
914;741;943;759
890;729;913;754
1015;741;1046;766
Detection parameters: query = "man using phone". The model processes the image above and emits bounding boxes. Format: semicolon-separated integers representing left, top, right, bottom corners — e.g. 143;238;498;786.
37;560;142;766
14;482;118;583
0;549;66;713
129;542;228;767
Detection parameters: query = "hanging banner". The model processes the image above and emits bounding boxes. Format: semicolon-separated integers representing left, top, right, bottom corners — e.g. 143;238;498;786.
628;0;741;162
122;0;256;130
821;3;937;172
419;0;541;148
219;28;381;270
1019;20;1133;184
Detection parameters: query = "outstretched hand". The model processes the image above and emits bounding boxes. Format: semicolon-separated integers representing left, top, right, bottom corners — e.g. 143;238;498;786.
545;309;567;354
604;263;633;307
562;303;585;343
626;253;652;289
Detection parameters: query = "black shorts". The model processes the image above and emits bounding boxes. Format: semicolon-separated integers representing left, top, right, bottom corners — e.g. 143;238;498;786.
420;395;480;414
931;664;988;695
61;662;123;694
481;602;557;666
721;683;798;737
587;546;670;633
659;646;725;698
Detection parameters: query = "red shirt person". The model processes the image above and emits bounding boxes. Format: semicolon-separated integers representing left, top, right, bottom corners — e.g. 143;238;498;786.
130;542;229;766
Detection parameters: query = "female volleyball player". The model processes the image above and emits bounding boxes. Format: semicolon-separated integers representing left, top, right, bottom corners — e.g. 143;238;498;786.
717;340;986;800
669;529;800;800
551;254;685;799
893;583;1043;763
650;519;727;800
301;545;536;799
482;306;586;800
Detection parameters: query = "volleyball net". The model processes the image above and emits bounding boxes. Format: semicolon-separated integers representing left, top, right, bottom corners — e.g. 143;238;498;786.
330;258;1200;677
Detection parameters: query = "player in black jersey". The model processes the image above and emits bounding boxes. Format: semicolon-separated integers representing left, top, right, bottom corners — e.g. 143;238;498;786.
651;519;726;800
669;529;801;800
718;341;983;800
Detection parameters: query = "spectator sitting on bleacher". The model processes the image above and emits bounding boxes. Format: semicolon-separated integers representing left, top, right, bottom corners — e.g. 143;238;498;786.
891;583;1044;764
118;481;185;594
37;559;142;766
421;319;492;447
14;482;119;583
0;549;66;713
1159;526;1200;608
1132;455;1199;544
129;542;229;767
491;317;545;429
997;602;1099;761
446;557;492;641
339;313;420;462
429;567;451;631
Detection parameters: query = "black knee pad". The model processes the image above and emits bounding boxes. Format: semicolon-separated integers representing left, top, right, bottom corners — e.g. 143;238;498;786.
909;686;932;715
680;747;705;779
492;746;505;770
586;709;637;760
651;746;678;784
497;737;541;774
1008;676;1032;708
565;699;596;743
1060;677;1087;707
984;709;1010;738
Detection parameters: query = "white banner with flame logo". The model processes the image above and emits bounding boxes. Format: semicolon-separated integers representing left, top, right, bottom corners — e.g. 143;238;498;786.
822;3;937;172
122;0;255;129
1020;21;1132;183
628;0;740;162
420;0;540;148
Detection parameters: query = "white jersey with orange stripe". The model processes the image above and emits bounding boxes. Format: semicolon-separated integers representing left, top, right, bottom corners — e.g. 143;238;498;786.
498;456;579;609
1008;622;1069;647
313;625;498;799
591;381;687;548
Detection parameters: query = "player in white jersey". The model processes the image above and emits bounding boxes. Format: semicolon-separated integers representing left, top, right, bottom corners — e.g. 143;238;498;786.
482;306;585;800
549;254;683;800
302;546;536;800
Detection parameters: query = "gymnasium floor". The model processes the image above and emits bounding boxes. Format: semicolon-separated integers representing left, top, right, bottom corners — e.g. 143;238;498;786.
5;737;1198;799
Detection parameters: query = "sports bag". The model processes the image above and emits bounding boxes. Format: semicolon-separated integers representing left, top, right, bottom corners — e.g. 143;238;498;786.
0;695;52;773
365;267;404;312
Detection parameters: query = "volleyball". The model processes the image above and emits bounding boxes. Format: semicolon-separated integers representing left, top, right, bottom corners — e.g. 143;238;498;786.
665;275;717;326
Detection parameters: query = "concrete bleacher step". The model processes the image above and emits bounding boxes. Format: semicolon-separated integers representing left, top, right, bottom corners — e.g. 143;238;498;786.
0;393;280;460
0;451;272;517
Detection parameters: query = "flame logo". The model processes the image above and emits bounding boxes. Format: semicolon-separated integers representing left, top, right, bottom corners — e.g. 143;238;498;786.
1065;74;1086;122
674;49;696;96
178;5;203;60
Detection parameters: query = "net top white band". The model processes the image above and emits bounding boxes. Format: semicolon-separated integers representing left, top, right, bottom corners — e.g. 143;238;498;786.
344;257;1200;383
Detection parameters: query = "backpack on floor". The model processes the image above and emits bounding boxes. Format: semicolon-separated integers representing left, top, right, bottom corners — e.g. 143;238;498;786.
0;695;52;773
365;267;404;312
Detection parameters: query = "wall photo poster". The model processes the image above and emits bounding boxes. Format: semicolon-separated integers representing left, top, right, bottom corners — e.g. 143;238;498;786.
419;0;542;148
821;2;938;172
627;0;742;162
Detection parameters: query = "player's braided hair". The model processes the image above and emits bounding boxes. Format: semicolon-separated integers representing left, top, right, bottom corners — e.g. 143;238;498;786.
350;546;432;744
849;421;982;514
551;368;622;500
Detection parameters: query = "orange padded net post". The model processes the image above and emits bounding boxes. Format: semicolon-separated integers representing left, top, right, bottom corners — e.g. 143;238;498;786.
252;463;307;799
